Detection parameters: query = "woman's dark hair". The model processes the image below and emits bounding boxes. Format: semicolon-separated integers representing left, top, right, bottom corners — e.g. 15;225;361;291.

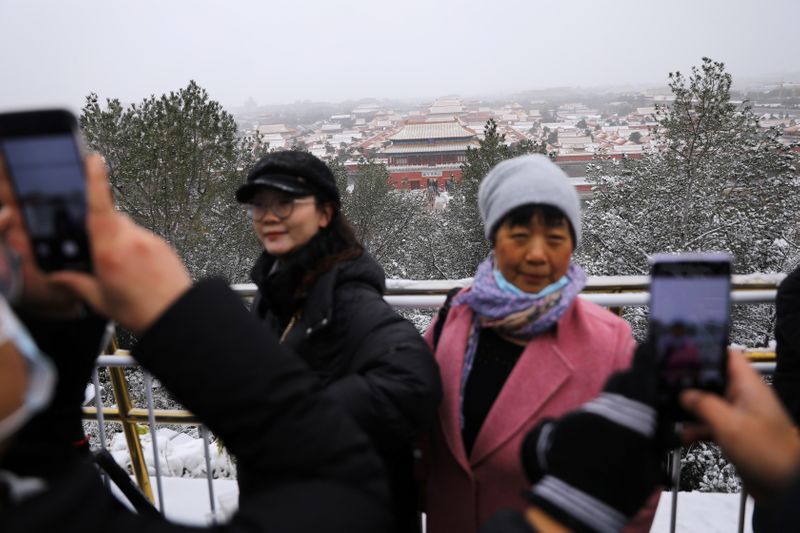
280;198;363;296
489;203;574;245
305;199;362;280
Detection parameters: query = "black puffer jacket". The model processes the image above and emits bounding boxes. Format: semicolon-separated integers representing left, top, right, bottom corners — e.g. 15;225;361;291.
754;267;800;533
247;251;442;532
1;279;392;532
774;266;800;424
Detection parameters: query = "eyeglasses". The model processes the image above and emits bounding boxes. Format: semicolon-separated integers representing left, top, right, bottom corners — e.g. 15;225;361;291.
244;197;316;220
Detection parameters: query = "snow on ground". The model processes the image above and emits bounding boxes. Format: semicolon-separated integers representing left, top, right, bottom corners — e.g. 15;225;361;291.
108;428;236;480
650;492;753;533
110;477;239;525
113;479;754;532
104;423;757;530
106;433;756;531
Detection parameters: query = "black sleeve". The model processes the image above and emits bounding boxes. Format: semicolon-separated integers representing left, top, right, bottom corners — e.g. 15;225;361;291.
3;454;390;533
0;309;108;478
774;267;800;424
761;469;800;533
1;458;200;533
132;278;391;509
3;279;392;533
479;509;540;533
324;289;442;447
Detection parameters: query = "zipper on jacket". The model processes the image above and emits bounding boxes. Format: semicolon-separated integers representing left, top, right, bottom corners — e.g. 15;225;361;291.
280;311;301;343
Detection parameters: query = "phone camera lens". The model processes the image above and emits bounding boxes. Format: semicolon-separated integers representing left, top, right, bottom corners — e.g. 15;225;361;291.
61;240;79;257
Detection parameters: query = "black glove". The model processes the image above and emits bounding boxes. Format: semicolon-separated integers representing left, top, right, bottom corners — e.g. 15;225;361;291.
520;341;670;533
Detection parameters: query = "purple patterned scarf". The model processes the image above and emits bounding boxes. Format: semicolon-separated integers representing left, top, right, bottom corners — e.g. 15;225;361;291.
454;254;587;429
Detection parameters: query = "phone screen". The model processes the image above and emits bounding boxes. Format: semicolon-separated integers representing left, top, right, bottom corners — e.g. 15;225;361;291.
649;255;730;416
0;132;91;272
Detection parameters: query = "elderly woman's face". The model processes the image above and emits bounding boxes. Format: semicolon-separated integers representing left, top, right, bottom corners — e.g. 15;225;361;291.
493;212;573;293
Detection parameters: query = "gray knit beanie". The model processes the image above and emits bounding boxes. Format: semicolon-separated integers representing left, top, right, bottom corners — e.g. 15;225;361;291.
478;154;581;245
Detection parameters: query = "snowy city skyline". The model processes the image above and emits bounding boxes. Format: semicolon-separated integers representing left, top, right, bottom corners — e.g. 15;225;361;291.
1;0;800;113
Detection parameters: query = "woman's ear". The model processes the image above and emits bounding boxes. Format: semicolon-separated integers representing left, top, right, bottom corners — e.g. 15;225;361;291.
319;203;334;228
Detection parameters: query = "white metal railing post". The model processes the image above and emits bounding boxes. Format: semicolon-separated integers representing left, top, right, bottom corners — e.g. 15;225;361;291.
201;426;218;523
670;447;681;533
738;488;748;533
144;372;166;512
91;367;110;489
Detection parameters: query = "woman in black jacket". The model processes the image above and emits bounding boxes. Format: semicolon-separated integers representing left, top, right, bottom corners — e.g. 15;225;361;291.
235;150;441;532
0;153;392;532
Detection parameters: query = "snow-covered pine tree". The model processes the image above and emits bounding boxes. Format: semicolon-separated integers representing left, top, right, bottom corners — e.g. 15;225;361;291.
80;81;268;283
328;157;425;278
578;58;800;345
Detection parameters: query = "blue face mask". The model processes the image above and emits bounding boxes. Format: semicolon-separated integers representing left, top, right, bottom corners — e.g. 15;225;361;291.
493;268;569;298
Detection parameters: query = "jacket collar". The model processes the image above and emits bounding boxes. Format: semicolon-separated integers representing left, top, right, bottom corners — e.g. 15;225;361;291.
252;250;385;336
437;298;577;473
251;251;334;333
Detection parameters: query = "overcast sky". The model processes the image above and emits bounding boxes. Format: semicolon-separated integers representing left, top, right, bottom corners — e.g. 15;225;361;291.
2;0;799;113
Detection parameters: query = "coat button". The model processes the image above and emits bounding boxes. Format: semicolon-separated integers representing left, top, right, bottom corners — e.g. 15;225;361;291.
306;327;313;335
320;318;328;326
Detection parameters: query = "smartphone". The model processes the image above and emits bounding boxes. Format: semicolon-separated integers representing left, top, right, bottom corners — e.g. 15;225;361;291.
649;253;731;420
0;109;92;272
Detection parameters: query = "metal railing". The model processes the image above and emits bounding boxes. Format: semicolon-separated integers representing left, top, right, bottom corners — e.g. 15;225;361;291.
83;275;784;530
85;352;220;521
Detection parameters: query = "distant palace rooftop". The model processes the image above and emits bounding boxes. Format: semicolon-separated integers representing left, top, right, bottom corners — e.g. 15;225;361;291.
382;141;478;154
388;120;476;141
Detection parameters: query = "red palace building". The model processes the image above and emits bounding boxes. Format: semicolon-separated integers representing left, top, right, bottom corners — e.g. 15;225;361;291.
382;119;479;190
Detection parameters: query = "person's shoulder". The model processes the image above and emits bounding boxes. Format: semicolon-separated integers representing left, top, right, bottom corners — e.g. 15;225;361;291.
442;287;473;320
778;266;800;297
329;258;395;324
333;252;386;295
424;286;472;338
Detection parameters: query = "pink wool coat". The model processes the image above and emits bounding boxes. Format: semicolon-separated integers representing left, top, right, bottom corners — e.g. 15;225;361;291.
422;294;658;533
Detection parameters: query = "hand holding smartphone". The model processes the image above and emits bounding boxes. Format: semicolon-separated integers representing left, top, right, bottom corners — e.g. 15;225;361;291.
649;253;732;421
0;109;191;330
0;109;92;273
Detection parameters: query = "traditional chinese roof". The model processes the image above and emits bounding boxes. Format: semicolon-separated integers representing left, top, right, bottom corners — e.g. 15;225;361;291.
612;144;644;153
353;103;380;115
382;141;478;154
388;121;476;141
560;136;593;145
425;115;462;123
257;123;291;135
429;105;464;115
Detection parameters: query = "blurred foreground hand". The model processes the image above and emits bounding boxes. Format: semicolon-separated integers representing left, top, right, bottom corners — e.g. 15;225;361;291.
48;154;192;334
681;351;800;501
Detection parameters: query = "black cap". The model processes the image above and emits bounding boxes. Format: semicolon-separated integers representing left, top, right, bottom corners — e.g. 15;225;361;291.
236;151;340;206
